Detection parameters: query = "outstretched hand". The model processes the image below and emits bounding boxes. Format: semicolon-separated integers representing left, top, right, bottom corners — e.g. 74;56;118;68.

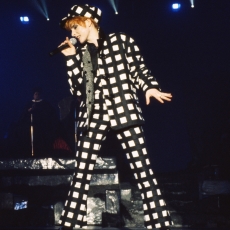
146;88;172;105
59;37;76;56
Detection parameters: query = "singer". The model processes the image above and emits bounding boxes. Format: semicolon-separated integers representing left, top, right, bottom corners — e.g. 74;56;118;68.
57;4;173;230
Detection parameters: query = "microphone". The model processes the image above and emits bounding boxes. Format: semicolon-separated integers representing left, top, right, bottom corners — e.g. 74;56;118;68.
49;38;77;56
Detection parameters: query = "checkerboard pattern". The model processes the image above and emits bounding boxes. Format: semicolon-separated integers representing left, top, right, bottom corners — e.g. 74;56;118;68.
65;33;160;132
60;4;102;28
118;126;173;229
59;102;110;228
59;104;172;228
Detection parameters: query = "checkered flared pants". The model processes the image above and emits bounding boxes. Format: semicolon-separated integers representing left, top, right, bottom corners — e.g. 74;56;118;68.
59;104;173;229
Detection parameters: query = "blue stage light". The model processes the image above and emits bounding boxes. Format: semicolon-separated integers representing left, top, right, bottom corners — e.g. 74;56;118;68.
20;16;29;24
172;3;181;10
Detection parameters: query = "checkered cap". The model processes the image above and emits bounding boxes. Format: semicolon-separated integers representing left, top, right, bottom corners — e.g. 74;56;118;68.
60;4;102;29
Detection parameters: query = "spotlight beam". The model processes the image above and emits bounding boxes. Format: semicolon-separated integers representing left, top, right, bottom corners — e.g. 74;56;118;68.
32;0;49;19
32;0;46;17
190;0;195;8
40;0;48;18
108;0;118;14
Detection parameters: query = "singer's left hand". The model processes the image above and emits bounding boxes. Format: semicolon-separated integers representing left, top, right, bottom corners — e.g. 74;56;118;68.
59;37;76;56
146;88;172;105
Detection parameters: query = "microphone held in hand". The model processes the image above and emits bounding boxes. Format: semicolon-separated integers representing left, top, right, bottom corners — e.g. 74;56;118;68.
49;38;77;56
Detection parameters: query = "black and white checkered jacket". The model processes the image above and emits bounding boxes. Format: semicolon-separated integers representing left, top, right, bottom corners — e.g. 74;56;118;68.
65;32;160;132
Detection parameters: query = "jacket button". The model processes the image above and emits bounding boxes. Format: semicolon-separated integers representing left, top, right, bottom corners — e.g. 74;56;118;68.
100;54;106;59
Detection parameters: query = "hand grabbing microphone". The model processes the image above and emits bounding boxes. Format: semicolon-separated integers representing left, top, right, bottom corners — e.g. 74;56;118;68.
49;38;77;56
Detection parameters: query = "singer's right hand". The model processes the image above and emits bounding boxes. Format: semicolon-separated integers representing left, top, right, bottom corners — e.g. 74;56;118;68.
59;37;76;56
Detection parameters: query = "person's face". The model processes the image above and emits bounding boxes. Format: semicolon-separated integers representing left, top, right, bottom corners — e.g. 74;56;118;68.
33;92;41;100
71;20;90;43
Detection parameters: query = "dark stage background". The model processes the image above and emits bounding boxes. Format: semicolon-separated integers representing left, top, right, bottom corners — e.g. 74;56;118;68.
0;0;230;173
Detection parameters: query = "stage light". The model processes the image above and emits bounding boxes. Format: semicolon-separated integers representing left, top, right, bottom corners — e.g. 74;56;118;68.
20;16;29;24
20;16;29;22
108;0;119;15
190;0;195;8
32;0;49;21
172;3;181;10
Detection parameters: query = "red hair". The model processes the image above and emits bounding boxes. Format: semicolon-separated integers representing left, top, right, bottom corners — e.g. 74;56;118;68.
64;16;99;30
